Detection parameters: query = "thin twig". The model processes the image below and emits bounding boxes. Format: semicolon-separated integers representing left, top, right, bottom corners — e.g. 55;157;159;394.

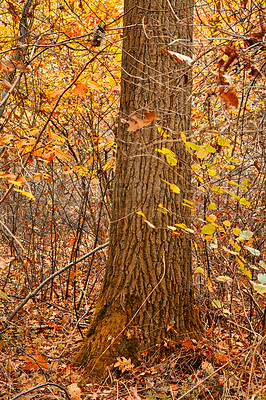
9;382;71;400
0;219;25;251
0;44;112;206
2;242;108;328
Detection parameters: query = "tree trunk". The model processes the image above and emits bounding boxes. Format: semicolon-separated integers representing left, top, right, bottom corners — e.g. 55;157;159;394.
74;0;203;383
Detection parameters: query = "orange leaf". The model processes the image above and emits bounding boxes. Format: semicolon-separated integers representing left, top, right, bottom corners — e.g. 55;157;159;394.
127;112;160;132
181;337;198;350
21;349;48;371
72;82;88;95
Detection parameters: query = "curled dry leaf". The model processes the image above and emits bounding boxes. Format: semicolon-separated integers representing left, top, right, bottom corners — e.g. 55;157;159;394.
3;79;12;90
163;49;193;64
127;112;160;132
0;59;15;73
218;86;238;110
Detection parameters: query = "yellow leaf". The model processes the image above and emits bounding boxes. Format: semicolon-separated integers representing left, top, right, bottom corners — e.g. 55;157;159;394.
166;155;177;166
223;220;231;227
233;228;241;236
237;257;251;278
208;203;217;210
170;184;180;194
8;180;22;187
195;267;206;276
136;211;146;218
218;136;230;146
196;148;209;159
157;125;169;138
207;169;217;176
14;189;35;201
239;198;250;206
202;224;216;235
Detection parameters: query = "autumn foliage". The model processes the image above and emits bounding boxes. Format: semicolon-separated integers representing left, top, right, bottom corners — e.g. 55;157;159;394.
0;0;265;398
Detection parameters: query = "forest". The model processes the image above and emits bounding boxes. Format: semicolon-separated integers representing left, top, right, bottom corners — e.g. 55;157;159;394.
0;0;265;399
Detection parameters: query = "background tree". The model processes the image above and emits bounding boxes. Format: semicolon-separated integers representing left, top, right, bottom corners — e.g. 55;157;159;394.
74;0;203;382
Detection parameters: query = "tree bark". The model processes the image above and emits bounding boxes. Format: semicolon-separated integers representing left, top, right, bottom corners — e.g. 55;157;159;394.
74;0;203;383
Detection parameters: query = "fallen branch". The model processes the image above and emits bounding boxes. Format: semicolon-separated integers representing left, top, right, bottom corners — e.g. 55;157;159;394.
9;382;71;400
2;242;108;328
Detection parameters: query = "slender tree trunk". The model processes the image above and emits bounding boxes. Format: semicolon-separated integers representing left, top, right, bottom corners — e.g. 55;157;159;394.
75;0;202;383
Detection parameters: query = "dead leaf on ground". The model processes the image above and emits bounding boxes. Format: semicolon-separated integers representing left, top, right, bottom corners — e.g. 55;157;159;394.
126;112;160;132
21;348;49;371
67;383;82;400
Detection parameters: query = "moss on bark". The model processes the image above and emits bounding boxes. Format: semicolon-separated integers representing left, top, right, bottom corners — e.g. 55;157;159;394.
73;302;143;383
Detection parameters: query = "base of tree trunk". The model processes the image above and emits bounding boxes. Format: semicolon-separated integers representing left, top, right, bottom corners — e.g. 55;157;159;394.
73;300;203;384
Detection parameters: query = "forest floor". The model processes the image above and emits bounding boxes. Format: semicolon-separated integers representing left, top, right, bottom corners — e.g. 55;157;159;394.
0;244;265;400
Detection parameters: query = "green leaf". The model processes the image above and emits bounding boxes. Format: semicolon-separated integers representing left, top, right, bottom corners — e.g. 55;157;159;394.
202;224;216;235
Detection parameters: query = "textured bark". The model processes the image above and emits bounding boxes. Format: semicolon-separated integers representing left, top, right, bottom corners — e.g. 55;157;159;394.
74;0;203;383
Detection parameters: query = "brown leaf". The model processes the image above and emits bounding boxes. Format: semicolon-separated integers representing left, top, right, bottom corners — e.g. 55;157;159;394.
2;79;12;90
218;86;238;110
15;61;28;73
222;46;238;70
0;59;15;73
21;349;49;371
181;337;198;350
0;256;15;269
127;112;160;132
67;383;81;400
